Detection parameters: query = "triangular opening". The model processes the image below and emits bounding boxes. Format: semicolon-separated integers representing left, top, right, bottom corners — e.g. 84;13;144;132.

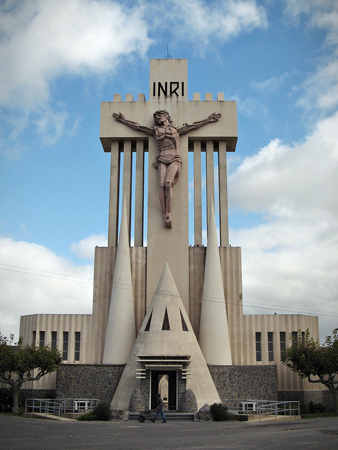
180;310;189;331
162;308;170;331
144;311;152;331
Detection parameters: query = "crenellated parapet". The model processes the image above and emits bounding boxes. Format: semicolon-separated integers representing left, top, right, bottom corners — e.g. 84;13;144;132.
111;92;227;102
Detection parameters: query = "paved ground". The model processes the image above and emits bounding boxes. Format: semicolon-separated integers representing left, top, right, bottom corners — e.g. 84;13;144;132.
0;414;337;450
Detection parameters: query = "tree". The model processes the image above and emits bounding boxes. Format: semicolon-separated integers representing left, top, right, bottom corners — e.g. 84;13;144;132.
0;333;62;413
282;329;338;412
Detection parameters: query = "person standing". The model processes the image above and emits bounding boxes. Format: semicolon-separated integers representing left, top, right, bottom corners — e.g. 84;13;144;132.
153;393;167;423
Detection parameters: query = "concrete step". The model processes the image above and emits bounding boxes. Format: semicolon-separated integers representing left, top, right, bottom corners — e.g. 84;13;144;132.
129;411;195;421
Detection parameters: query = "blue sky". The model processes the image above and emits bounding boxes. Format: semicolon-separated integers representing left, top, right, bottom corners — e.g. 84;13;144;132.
1;0;338;341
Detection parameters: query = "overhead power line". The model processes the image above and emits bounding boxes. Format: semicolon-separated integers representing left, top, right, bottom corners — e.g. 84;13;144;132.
0;263;93;284
0;262;337;318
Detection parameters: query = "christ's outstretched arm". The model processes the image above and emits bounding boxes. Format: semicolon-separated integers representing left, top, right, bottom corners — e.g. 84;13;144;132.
177;113;221;135
113;113;154;136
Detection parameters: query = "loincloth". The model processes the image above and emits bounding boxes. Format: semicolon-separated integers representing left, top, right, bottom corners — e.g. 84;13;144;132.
152;154;183;169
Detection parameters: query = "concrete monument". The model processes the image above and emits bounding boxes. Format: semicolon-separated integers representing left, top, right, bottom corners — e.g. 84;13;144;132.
18;59;323;415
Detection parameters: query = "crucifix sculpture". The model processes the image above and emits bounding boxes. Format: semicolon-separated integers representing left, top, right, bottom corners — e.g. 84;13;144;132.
113;110;221;228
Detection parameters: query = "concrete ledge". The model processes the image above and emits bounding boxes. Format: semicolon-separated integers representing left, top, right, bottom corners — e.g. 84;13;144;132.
24;413;76;422
246;414;302;422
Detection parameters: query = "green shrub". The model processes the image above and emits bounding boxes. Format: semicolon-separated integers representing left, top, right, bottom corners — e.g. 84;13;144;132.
210;403;230;421
93;403;112;421
308;401;325;413
78;411;96;421
0;388;13;412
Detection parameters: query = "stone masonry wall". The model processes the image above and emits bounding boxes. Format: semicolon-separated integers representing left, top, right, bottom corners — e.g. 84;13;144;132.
56;365;124;404
209;365;278;405
28;364;333;413
56;365;279;408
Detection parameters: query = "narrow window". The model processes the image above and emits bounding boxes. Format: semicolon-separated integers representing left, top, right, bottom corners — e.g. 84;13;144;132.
51;331;57;350
63;331;69;360
302;331;305;343
162;308;170;330
180;310;188;331
39;331;45;347
268;332;274;361
144;311;152;331
280;332;286;360
32;331;36;346
292;331;298;348
255;332;262;362
74;332;81;361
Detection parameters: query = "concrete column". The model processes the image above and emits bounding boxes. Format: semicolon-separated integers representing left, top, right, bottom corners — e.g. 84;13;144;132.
206;141;214;225
134;140;144;247
108;142;120;247
122;141;132;241
193;141;202;246
219;141;229;247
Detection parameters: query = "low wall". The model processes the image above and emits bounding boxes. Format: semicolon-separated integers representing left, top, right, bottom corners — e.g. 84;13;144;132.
209;365;278;403
56;365;125;404
278;390;335;412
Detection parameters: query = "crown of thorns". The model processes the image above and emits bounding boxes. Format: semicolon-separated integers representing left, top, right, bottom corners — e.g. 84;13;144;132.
153;110;173;124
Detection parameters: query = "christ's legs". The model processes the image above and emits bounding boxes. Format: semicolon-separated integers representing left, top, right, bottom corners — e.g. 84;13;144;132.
164;181;173;228
157;161;180;227
158;164;167;224
163;162;180;228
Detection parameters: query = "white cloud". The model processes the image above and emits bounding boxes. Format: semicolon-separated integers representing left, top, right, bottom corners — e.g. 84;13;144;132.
0;0;268;111
230;111;338;219
0;0;269;158
71;234;108;260
285;0;338;37
297;58;338;114
252;72;296;94
0;0;151;110
229;111;338;340
238;96;269;120
0;237;93;340
35;108;69;146
145;0;268;46
284;1;338;116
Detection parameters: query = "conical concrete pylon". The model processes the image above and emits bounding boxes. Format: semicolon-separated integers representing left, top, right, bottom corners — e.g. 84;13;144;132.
111;263;221;410
102;199;136;364
199;198;232;365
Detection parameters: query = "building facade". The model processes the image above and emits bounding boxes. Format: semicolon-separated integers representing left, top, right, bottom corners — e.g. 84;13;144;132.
20;59;324;410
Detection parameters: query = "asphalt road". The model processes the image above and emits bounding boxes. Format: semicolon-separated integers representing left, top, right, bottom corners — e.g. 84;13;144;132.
0;415;337;450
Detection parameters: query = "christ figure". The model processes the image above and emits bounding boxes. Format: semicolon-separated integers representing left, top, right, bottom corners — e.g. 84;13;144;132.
113;110;221;228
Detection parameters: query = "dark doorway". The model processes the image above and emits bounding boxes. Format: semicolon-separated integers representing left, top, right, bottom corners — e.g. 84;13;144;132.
150;370;177;410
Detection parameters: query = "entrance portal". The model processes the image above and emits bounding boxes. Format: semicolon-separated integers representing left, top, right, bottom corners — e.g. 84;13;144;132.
151;370;177;410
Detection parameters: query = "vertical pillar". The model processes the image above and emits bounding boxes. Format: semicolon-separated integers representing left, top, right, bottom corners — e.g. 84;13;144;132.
122;141;132;240
108;141;120;247
134;141;144;246
219;141;229;247
193;141;202;246
206;141;214;225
